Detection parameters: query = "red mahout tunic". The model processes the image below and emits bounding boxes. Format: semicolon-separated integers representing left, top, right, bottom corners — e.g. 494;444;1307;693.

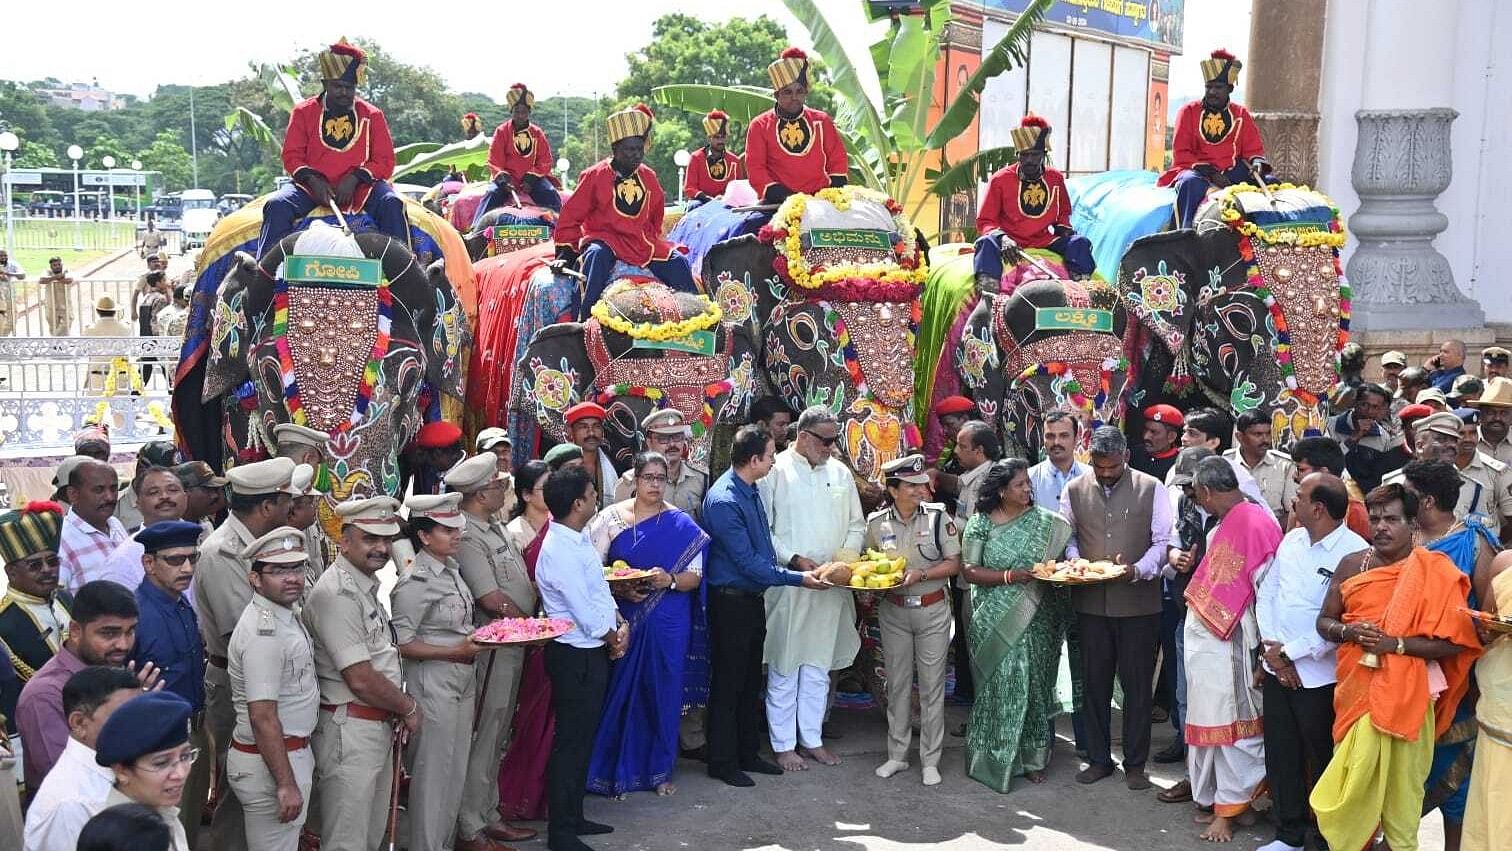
282;94;395;211
554;159;673;266
745;106;848;197
487;120;556;185
683;147;743;199
975;163;1071;250
1157;100;1266;187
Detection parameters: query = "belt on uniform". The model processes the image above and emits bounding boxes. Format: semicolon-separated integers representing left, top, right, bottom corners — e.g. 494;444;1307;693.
208;654;229;669
320;702;393;722
231;736;309;754
713;586;765;599
888;588;947;608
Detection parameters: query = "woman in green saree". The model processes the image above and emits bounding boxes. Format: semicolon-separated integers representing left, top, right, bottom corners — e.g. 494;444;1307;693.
962;458;1073;792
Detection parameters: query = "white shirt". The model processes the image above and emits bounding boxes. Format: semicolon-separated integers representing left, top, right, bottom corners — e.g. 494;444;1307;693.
57;510;129;594
537;520;617;649
1029;458;1088;514
1256;522;1369;688
97;536;146;590
757;448;865;564
22;736;114;851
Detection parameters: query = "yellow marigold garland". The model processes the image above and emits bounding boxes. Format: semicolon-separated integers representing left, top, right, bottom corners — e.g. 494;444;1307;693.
771;186;928;291
1216;183;1348;249
590;293;725;341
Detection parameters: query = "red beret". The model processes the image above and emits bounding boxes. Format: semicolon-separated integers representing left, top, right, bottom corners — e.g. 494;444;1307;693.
1398;403;1433;424
565;402;607;425
1144;404;1185;428
935;396;976;416
413;421;463;449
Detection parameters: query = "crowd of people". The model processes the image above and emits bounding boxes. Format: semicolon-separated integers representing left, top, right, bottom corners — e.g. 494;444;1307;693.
0;342;1508;851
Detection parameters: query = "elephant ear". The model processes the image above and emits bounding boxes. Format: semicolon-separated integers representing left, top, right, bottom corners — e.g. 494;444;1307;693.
511;322;594;447
202;252;264;402
720;323;763;423
417;257;469;402
954;294;1008;429
702;234;782;337
1118;230;1207;392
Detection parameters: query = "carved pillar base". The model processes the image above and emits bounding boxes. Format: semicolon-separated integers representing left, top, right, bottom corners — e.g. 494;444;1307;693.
1347;107;1484;330
1253;111;1319;187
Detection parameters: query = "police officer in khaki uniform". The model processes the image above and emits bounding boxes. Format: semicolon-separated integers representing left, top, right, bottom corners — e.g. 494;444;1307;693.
302;496;418;851
227;526;319;851
1453;407;1512;539
272;423;329;468
1386;411;1512;535
447;454;539;847
613;409;708;519
393;492;490;851
864;455;962;787
475;427;518;522
197;456;295;851
1222;409;1297;526
286;463;331;599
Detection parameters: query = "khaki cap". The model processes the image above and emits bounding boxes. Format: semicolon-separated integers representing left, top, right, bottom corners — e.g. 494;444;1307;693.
405;492;466;528
1416;387;1448;407
444;454;505;493
1414;411;1463;438
334;496;401;536
95;295;117;314
475;427;511;451
641;409;690;435
228;457;295;496
881;454;930;485
1380;351;1407;367
239;525;308;564
272;423;330;450
1483;346;1511;364
1470;376;1512;408
52;455;96;490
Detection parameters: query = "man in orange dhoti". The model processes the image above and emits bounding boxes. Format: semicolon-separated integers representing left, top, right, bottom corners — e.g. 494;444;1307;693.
1312;482;1482;851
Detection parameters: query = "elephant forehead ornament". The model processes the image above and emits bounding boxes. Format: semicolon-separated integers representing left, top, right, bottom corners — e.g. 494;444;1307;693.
758;186;928;481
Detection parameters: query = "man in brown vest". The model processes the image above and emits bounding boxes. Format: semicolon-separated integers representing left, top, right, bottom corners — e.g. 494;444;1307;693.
1058;426;1172;790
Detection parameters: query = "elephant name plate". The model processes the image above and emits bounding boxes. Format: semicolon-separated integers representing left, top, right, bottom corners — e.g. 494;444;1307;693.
285;255;382;287
492;224;552;252
1034;307;1113;334
630;330;717;357
809;228;892;252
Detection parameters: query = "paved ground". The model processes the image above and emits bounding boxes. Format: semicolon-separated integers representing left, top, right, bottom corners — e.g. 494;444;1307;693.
562;705;1446;851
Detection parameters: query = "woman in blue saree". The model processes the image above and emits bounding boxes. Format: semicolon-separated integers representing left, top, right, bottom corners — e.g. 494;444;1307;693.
585;450;710;797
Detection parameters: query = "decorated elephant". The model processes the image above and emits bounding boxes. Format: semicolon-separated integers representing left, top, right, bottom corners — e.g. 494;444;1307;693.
178;223;468;511
1116;183;1347;442
509;277;758;471
690;186;928;482
462;205;558;262
954;277;1131;461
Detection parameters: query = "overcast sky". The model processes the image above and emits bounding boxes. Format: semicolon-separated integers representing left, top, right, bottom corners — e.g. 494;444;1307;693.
1;0;1248;105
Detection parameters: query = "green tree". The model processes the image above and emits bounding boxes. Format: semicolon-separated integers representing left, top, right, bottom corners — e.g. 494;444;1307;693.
137;130;195;191
14;139;59;168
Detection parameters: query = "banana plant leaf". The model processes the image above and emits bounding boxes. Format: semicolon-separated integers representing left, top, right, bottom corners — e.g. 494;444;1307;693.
392;135;490;180
650;84;774;125
924;0;1051;149
259;64;305;113
394;142;444;168
224;107;282;158
928;145;1018;197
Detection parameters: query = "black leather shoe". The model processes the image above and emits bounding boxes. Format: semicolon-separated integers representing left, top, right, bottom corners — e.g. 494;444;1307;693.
1152;741;1186;764
576;821;613;836
709;767;755;787
1076;763;1114;784
741;759;783;776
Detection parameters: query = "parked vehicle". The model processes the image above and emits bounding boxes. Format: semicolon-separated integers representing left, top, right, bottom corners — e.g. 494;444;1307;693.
180;189;220;250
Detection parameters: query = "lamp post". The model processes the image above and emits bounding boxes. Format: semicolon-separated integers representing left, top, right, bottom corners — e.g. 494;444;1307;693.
556;157;570;191
0;131;17;255
67;144;83;249
101;155;115;220
673;149;691;205
131;159;142;220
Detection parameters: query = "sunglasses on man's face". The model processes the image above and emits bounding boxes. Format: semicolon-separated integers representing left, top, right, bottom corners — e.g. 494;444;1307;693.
805;430;839;447
154;552;201;567
16;554;61;572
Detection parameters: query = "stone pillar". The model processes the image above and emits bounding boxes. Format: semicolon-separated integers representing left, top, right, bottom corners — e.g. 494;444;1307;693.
1245;0;1325;185
1347;0;1483;330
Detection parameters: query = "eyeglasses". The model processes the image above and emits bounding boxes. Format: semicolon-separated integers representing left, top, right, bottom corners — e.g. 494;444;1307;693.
649;433;688;445
637;473;669;484
805;430;840;447
255;564;306;577
154;552;200;567
138;747;200;774
15;554;61;572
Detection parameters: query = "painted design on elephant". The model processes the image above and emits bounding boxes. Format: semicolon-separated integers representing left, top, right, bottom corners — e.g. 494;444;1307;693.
957;324;996;392
213;291;246;360
1230;379;1264;413
844;397;905;482
713;271;755;325
1121;263;1189;390
521;356;581;430
432;289;463;374
724;351;756;418
1271;392;1328;441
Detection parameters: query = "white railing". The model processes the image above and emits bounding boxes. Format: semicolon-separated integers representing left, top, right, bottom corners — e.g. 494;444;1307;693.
0;335;179;454
0;277;192;340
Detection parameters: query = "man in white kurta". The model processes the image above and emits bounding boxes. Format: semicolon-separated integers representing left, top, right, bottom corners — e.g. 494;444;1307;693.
758;407;863;770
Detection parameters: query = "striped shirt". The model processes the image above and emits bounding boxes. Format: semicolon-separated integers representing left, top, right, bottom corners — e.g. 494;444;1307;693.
57;510;128;594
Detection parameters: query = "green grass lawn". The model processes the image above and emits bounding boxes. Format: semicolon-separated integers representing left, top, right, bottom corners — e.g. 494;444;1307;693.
10;247;113;276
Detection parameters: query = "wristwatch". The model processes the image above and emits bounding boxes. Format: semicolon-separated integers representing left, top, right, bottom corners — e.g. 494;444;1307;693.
1396;637;1407;655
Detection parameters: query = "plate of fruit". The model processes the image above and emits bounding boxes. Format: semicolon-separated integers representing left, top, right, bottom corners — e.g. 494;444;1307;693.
1030;558;1127;585
603;560;657;582
1461;607;1512;635
473;617;576;646
838;550;909;591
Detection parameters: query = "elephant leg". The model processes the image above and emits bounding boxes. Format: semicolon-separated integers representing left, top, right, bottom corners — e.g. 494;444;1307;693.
258;183;317;259
647;254;697;295
1050;234;1096;279
362;181;412;249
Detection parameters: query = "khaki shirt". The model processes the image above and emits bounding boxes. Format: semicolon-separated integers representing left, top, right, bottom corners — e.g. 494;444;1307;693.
955;463;991;530
302;555;402;706
229;593;319;743
614;461;708;520
391;549;475;645
456;511;539;620
196;514;258;657
862;502;961;598
1478;433;1512;467
1223;447;1298;519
